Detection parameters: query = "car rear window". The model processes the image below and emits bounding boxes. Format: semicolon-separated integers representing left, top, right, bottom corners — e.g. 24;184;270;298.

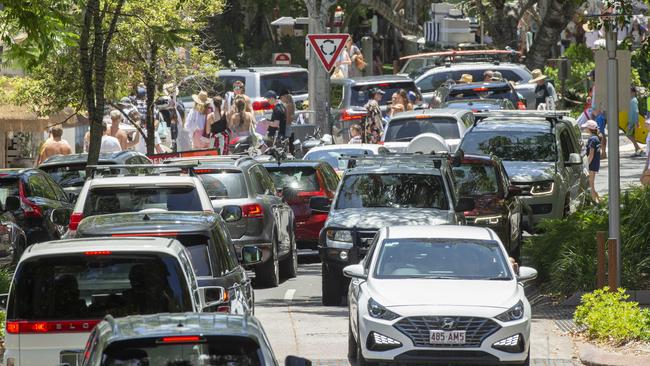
351;82;419;107
196;170;247;199
453;163;500;195
0;178;19;207
7;253;193;320
384;117;460;142
260;72;308;96
40;163;92;188
304;148;375;171
173;234;212;277
84;186;203;216
265;166;320;192
102;336;262;365
417;69;527;93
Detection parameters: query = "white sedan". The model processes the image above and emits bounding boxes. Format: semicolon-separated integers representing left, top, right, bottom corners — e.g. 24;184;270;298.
344;225;536;366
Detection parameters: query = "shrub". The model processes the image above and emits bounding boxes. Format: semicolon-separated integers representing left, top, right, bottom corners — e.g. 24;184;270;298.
574;287;650;345
0;267;12;293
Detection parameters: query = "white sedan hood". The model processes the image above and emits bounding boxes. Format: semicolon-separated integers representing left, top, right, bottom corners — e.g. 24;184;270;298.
370;279;519;310
327;208;453;229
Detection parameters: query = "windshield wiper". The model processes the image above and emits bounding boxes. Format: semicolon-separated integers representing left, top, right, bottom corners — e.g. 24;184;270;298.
482;276;512;280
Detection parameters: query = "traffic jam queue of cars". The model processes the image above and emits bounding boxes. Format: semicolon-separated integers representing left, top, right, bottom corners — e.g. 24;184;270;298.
0;108;588;365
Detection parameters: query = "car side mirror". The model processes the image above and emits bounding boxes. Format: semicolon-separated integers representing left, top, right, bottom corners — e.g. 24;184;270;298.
5;196;20;212
343;264;367;280
197;286;226;309
285;356;312;366
0;293;8;310
517;266;538;283
282;187;298;202
221;205;242;223
309;196;331;213
567;153;582;165
507;185;522;197
50;208;72;227
68;192;78;204
455;197;475;212
241;245;263;265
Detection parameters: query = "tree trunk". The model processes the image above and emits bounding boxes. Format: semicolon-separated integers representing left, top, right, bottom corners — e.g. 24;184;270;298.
481;0;519;49
525;0;582;70
145;42;159;155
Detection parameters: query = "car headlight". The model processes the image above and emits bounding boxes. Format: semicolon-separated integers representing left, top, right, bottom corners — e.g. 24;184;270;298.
326;229;353;242
368;298;400;321
495;300;525;322
530;181;554;195
473;215;502;225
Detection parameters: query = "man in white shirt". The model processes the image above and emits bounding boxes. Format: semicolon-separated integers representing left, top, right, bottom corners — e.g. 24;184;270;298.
100;121;122;153
130;110;164;154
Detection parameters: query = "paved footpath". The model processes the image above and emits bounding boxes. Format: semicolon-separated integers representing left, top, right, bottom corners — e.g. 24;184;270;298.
595;133;647;195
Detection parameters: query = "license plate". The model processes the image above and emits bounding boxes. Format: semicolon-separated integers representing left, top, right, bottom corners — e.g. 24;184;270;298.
429;330;466;345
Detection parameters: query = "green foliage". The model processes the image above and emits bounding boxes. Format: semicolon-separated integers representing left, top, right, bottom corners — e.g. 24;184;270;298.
0;311;5;339
0;267;12;294
574;287;650;345
525;185;650;294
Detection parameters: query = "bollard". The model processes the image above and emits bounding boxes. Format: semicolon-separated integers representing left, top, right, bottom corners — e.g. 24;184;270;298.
361;36;373;76
607;238;618;290
596;231;606;288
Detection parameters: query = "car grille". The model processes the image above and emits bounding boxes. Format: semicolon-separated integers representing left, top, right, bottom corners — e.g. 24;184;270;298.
394;316;501;348
355;230;378;248
513;183;532;196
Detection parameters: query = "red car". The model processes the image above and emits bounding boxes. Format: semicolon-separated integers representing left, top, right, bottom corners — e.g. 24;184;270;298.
263;161;339;251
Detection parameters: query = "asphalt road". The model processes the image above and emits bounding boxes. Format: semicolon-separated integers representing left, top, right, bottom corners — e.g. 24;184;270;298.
255;257;581;366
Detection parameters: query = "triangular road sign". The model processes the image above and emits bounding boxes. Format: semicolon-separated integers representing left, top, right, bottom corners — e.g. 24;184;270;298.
307;34;350;73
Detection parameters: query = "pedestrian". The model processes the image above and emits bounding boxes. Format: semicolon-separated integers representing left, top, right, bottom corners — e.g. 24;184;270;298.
228;95;255;140
284;91;295;136
483;70;494;82
398;89;414;111
334;39;352;78
491;71;503;82
529;69;558;110
459;74;473;84
642;117;650;186
389;93;405;117
37;126;72;165
349;124;363;144
225;80;252;118
109;109;139;151
100;121;122;153
364;87;385;143
132;110;164;154
593;108;607;159
186;91;211;150
584;120;601;203
207;96;229;154
267;90;287;139
348;38;366;78
627;86;645;156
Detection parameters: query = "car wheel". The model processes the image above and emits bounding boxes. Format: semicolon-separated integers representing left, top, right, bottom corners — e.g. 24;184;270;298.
348;322;358;361
280;230;298;279
322;263;343;306
356;328;377;366
255;235;279;288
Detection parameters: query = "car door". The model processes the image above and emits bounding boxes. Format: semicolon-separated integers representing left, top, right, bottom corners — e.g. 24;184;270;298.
211;224;253;314
249;166;285;249
558;125;583;201
350;235;378;337
258;166;292;255
26;173;65;235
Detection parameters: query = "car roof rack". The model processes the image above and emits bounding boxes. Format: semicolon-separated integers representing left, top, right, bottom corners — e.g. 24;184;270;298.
164;155;253;166
340;152;460;170
473;110;572;126
88;164;198;179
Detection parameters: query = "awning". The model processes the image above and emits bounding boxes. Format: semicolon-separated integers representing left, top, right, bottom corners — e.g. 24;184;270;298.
0;105;75;132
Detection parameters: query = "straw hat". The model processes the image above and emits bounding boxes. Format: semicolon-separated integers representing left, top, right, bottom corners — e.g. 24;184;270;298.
529;69;547;83
192;91;209;105
582;23;593;32
459;74;473;83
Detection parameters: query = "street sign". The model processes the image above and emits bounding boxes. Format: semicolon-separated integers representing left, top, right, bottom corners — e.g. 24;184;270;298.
306;33;350;73
273;53;291;65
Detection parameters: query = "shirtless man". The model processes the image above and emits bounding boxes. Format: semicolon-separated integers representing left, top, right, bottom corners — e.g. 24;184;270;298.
109;109;139;150
37;126;72;165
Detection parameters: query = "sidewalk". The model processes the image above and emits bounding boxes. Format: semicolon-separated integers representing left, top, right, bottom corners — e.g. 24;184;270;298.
595;133;647;195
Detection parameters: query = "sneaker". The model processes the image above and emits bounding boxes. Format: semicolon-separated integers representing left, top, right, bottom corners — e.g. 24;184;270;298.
634;149;643;156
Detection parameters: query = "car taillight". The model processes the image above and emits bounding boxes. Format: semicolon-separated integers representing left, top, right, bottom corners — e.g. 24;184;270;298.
216;305;231;313
84;251;112;256
6;320;100;334
252;100;273;111
341;109;366;121
517;101;526;110
242;204;263;218
18;183;42;218
68;212;84;231
160;336;203;344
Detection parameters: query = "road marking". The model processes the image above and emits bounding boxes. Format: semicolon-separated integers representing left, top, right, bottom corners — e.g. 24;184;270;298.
284;288;296;302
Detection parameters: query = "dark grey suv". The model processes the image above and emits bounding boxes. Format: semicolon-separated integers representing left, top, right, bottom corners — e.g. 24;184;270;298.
167;156;297;288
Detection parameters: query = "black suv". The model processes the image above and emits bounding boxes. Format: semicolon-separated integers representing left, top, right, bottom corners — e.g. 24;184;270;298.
167;156;296;288
39;151;151;198
74;211;259;314
0;168;73;244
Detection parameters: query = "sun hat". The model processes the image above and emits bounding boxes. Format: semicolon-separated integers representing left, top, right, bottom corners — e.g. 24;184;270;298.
265;90;278;99
529;69;547;83
584;120;598;131
192;90;209;105
490;71;503;81
460;74;473;83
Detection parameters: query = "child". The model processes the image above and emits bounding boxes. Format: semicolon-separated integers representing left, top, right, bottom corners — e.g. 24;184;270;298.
593;108;607;159
585;120;601;203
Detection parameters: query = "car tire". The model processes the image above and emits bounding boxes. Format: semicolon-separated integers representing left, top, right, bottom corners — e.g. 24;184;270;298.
322;263;343;306
281;230;298;279
356;328;377;366
255;236;279;288
348;322;358;361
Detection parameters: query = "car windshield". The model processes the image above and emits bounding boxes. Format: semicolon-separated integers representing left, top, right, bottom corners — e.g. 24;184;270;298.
351;82;419;107
374;239;512;280
40;164;91;188
7;253;193;320
102;336;262;366
196;171;247;199
453;163;500;195
84;186;203;216
305;148;374;171
0;178;19;208
261;72;308;95
265;166;319;191
336;174;448;209
460;131;557;162
384;117;460;142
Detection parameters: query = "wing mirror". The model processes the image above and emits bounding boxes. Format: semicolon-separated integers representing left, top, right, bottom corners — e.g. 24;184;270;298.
567;153;582;165
455;197;475;212
241;245;263;265
517;266;538;283
342;264;367;280
50;208;72;227
197;286;226;309
220;205;242;223
285;356;312;366
4;196;20;212
309;196;331;213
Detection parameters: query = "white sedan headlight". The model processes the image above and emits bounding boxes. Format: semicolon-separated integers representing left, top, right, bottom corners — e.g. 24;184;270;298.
530;181;554;195
368;298;400;321
326;229;353;242
473;215;502;225
495;300;525;322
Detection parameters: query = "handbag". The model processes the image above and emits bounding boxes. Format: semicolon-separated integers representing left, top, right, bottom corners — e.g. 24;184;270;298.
331;67;344;79
355;54;367;70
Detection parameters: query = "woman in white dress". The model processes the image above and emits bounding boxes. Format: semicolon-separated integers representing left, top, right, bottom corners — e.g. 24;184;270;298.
185;91;210;150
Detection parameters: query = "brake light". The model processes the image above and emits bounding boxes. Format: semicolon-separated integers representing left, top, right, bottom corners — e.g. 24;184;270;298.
377;83;390;87
111;232;178;237
161;336;202;344
242;204;263;218
84;251;112;256
68;212;84;231
341;109;365;121
252;100;273;111
6;320;100;334
216;305;231;313
415;115;430;119
194;169;218;174
18;183;42;218
517;100;526;110
473;87;488;92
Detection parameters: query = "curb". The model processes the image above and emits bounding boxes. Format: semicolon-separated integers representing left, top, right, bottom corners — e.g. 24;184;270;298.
579;342;650;366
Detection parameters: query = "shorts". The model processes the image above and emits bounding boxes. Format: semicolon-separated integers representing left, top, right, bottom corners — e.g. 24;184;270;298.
589;159;600;172
626;125;636;137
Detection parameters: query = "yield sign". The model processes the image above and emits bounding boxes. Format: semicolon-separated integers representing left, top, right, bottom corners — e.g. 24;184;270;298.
307;34;350;73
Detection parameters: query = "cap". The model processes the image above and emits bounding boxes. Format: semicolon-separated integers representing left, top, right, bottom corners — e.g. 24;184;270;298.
265;90;278;99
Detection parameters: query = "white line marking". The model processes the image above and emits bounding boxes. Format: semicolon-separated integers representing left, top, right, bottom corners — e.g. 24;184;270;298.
284;288;296;302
